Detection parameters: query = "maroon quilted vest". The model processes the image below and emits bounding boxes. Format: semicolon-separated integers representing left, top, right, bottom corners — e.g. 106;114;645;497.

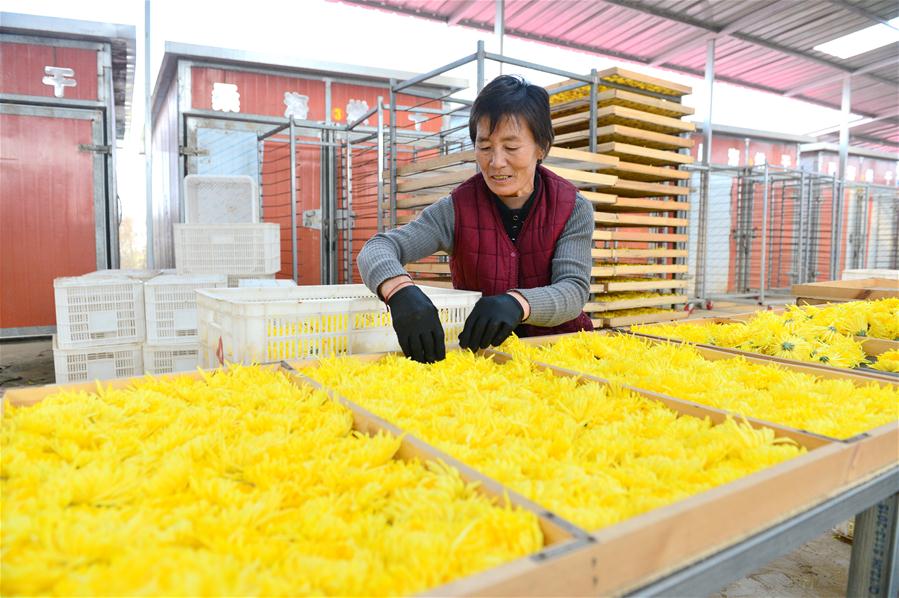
450;164;593;337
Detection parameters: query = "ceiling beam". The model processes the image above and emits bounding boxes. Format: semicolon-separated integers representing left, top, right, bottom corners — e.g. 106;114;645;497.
649;0;796;66
447;0;478;26
785;54;899;97
601;0;897;89
822;0;899;31
806;109;899;136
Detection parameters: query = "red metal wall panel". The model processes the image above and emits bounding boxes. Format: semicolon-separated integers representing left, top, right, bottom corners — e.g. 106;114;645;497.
191;67;326;119
0;113;98;329
0;42;99;100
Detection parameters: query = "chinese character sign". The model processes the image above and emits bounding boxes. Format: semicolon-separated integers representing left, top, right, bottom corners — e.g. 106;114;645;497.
212;83;240;112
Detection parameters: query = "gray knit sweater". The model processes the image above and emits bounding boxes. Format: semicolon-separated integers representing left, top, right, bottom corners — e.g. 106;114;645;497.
357;194;594;327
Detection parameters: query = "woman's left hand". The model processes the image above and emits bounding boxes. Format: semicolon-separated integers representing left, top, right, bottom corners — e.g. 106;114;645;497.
459;293;525;351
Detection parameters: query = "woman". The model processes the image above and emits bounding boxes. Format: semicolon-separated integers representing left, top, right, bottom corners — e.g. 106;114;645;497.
358;74;594;363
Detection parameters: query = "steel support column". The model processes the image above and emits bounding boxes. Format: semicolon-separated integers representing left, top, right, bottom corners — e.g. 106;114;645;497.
839;76;851;181
289;117;298;283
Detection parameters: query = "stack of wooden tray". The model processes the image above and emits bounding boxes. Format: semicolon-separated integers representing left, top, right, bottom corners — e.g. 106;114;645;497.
548;67;696;328
388;146;619;288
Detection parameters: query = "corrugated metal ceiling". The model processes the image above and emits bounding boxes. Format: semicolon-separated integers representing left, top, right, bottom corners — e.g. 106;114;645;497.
335;0;899;153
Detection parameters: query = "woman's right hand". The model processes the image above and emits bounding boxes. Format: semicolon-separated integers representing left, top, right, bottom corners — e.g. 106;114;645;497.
386;286;446;363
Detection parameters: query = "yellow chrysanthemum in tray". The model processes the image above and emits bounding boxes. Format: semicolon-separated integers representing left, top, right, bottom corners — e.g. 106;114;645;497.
501;333;899;440
632;299;899;369
1;366;541;596
304;352;803;532
871;349;899;373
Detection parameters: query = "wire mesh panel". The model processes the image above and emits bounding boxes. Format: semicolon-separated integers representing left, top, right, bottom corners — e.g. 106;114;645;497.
689;165;892;304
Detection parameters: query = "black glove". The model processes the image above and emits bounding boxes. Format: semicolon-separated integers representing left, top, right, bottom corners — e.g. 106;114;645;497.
387;285;446;363
459;293;524;351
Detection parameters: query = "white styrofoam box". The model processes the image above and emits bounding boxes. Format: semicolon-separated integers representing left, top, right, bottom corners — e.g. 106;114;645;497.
196;284;480;366
83;269;160;280
228;273;276;287
237;278;297;288
54;277;145;348
145;274;228;344
184;175;258;224
143;343;201;375
174;223;280;275
53;337;143;383
841;269;899;281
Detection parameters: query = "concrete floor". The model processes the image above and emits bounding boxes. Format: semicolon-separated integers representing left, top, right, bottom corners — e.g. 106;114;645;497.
0;303;857;595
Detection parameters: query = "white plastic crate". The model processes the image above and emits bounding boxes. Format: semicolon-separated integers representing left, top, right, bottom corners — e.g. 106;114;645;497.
54;277;146;348
143;343;200;375
237;278;297;288
174;223;280;275
53;337;143;383
196;284;480;366
83;269;160;281
145;274;228;344
184;175;258;224
228;273;276;287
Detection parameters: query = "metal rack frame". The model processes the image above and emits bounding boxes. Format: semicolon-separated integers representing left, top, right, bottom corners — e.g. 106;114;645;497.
689;162;898;307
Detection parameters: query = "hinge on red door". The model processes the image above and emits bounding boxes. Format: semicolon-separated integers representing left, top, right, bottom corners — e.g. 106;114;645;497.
179;145;209;156
78;144;111;154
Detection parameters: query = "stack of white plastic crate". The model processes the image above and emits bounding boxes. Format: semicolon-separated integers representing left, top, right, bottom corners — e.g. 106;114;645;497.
174;175;280;286
143;273;228;375
52;269;229;381
52;272;153;383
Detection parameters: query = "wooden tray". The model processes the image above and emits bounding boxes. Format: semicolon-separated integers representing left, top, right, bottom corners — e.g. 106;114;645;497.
612;178;690;198
591;278;690;293
610;160;693;183
594;211;689;227
792;278;899;302
597;66;692;97
4;367;596;598
592;248;688;259
297;347;899;597
597;142;694;166
555;123;694;150
550;88;695;119
596;310;690;328
593;230;688;243
592;264;689;277
546;68;692;99
396;146;619;177
585;294;689;313
595;197;690;212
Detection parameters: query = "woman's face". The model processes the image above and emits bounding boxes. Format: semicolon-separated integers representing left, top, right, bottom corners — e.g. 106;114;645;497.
475;115;545;201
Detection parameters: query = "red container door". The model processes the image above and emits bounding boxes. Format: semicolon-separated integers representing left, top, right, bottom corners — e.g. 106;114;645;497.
0;107;104;335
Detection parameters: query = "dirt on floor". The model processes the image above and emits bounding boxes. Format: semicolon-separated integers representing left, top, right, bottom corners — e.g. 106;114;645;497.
0;337;54;394
716;531;852;597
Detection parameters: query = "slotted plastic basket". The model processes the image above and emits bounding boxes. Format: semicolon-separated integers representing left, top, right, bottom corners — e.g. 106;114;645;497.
174;223;280;275
183;175;259;224
53;337;143;383
54;277;145;348
196;284;480;366
142;343;201;375
145;274;228;344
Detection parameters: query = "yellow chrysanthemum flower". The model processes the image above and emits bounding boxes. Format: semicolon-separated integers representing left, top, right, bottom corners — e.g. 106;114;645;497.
304;351;804;533
2;366;541;596
500;333;898;440
871;349;899;373
634;299;898;369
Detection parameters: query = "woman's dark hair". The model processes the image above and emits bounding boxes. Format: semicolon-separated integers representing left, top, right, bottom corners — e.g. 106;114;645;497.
469;75;554;156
